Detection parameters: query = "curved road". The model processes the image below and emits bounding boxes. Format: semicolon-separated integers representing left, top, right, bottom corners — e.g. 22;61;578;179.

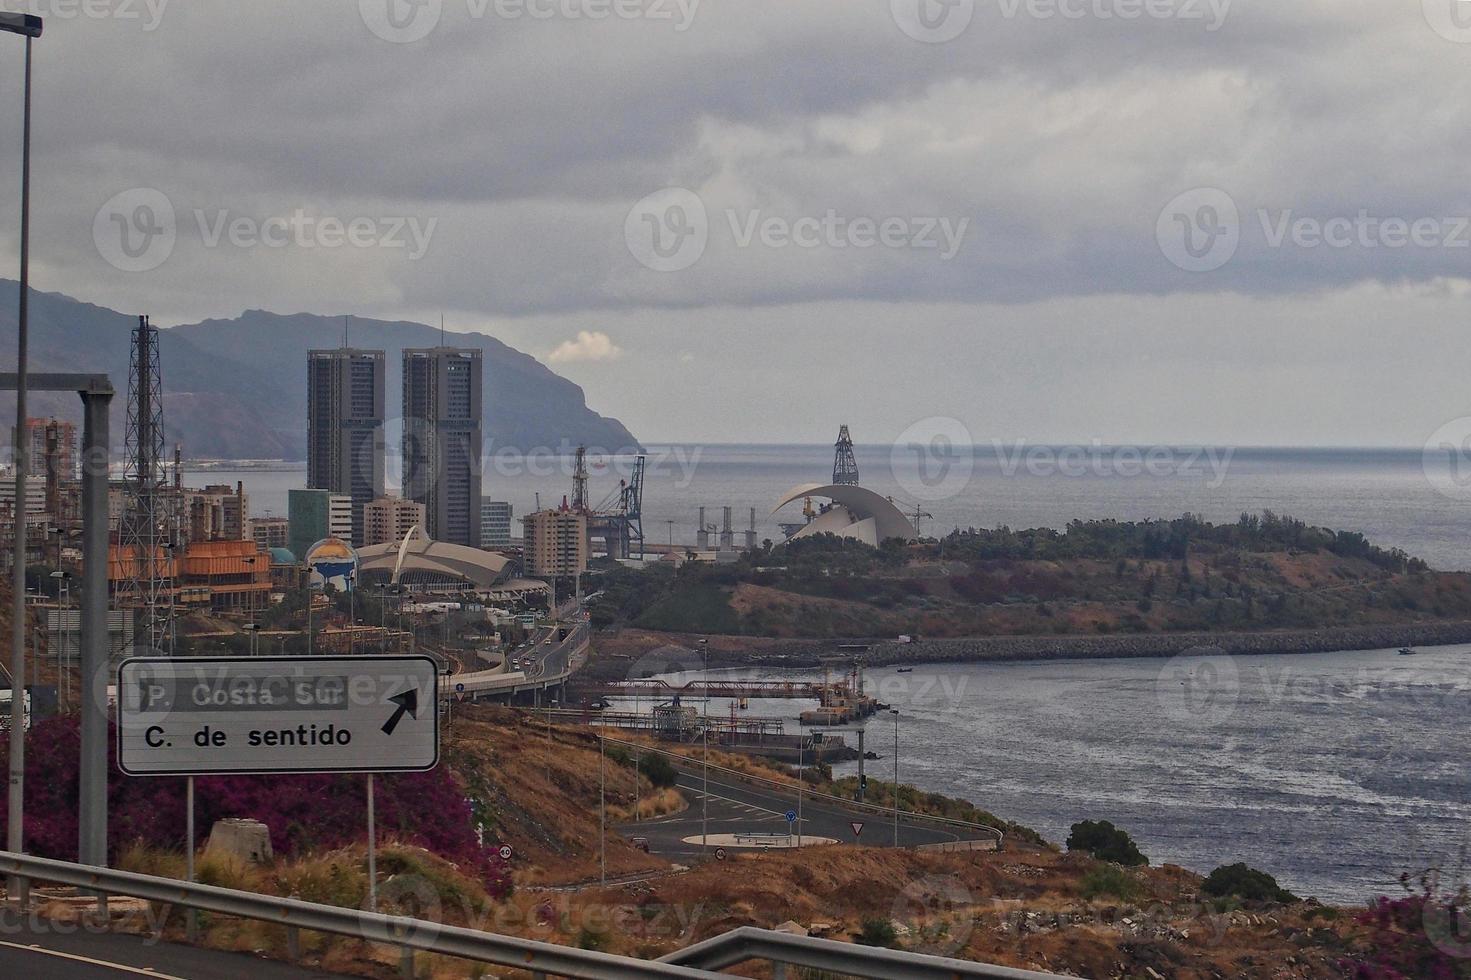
618;755;983;859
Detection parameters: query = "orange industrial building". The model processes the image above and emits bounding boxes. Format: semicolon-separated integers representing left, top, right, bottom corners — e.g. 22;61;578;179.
109;538;272;613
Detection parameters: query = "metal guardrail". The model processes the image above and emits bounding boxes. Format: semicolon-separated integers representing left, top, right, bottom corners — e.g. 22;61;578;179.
0;851;716;980
660;926;1073;979
602;736;1007;847
0;851;1077;980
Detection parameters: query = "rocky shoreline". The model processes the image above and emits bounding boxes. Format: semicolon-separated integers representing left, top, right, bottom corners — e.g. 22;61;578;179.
732;620;1471;668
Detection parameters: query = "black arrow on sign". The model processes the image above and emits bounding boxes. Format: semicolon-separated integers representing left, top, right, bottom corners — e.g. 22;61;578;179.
382;688;419;735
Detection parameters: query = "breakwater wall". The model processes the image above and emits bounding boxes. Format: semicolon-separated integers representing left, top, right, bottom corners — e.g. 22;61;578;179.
740;621;1471;669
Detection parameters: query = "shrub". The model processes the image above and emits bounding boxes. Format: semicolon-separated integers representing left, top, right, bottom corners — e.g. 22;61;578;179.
1202;863;1298;904
1081;864;1140;901
637;753;678;788
577;925;609;951
1349;872;1471;978
1066;819;1148;866
0;716;510;898
856;917;897;948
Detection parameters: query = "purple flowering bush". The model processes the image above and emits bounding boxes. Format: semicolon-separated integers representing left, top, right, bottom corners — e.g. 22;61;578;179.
0;715;508;897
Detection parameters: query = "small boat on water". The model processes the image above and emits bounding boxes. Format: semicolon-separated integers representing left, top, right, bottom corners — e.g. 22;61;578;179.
896;667;913;673
1398;647;1417;656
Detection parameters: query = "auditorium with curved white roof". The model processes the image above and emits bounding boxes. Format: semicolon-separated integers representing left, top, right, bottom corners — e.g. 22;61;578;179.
771;483;917;547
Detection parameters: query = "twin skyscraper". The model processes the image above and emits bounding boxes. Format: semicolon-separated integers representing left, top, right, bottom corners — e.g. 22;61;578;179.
307;346;484;548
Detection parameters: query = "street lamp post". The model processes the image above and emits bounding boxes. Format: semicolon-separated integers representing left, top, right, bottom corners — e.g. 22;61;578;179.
891;708;900;848
48;570;68;711
4;11;43;889
699;638;709;850
242;556;258;655
346;568;357;655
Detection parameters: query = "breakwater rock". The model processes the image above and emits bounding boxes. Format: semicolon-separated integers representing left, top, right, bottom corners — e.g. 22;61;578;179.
740;621;1471;669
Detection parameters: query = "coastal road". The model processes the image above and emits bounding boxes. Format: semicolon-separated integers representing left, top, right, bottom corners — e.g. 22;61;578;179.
0;909;351;979
618;756;983;859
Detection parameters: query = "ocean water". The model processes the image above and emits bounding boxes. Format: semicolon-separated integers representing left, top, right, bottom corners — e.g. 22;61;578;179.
191;443;1471;570
648;647;1471;906
201;446;1471;905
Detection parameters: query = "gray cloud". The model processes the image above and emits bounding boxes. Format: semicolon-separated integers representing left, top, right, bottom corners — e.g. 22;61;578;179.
0;0;1465;442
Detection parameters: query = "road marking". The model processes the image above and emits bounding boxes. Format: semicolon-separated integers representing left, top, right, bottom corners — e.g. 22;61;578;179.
0;940;190;978
675;781;788;819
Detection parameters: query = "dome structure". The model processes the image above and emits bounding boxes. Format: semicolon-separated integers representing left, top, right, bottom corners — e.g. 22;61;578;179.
771;483;916;547
305;537;359;591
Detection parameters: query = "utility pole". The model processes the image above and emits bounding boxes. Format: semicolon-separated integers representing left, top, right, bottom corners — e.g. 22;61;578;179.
599;730;606;889
700;638;709;851
891;708;900;848
5;11;42;892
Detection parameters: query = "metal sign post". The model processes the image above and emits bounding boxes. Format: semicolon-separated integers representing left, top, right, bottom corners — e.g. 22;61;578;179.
118;656;439;915
185;776;196;940
366;773;376;912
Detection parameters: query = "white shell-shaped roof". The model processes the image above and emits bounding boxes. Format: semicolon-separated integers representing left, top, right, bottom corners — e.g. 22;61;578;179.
771;483;916;544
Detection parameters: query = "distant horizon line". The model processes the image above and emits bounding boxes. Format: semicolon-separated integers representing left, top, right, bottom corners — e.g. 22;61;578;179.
174;442;1445;465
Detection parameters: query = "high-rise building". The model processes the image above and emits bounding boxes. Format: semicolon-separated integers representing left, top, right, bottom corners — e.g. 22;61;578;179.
26;418;78;482
481;500;513;547
288;487;354;559
521;508;588;577
363;495;426;547
307;348;385;547
402;347;483;547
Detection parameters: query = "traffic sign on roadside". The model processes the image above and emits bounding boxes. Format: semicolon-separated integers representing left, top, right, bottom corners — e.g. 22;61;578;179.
117;656;440;776
850;821;864;839
715;847;727;861
785;809;797;824
498;844;513;861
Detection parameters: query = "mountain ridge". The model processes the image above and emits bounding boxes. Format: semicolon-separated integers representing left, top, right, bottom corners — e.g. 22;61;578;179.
0;281;639;459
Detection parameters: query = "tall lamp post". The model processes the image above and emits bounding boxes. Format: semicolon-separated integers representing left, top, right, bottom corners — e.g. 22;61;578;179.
4;11;43;887
242;556;258;655
48;570;68;711
890;708;900;848
699;638;709;850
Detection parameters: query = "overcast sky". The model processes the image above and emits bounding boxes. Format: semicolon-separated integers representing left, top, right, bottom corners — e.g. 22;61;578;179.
1;0;1469;446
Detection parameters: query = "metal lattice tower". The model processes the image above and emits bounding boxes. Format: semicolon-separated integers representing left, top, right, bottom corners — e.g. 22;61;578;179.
118;315;174;653
572;446;589;512
832;424;860;485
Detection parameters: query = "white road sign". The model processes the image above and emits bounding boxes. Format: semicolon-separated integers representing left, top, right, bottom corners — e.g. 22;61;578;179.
118;656;440;776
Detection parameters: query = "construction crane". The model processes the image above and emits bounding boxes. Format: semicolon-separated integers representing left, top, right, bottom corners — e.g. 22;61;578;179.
576;448;646;559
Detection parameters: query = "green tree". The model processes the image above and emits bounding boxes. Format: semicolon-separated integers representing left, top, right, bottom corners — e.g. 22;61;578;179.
1066;819;1148;866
